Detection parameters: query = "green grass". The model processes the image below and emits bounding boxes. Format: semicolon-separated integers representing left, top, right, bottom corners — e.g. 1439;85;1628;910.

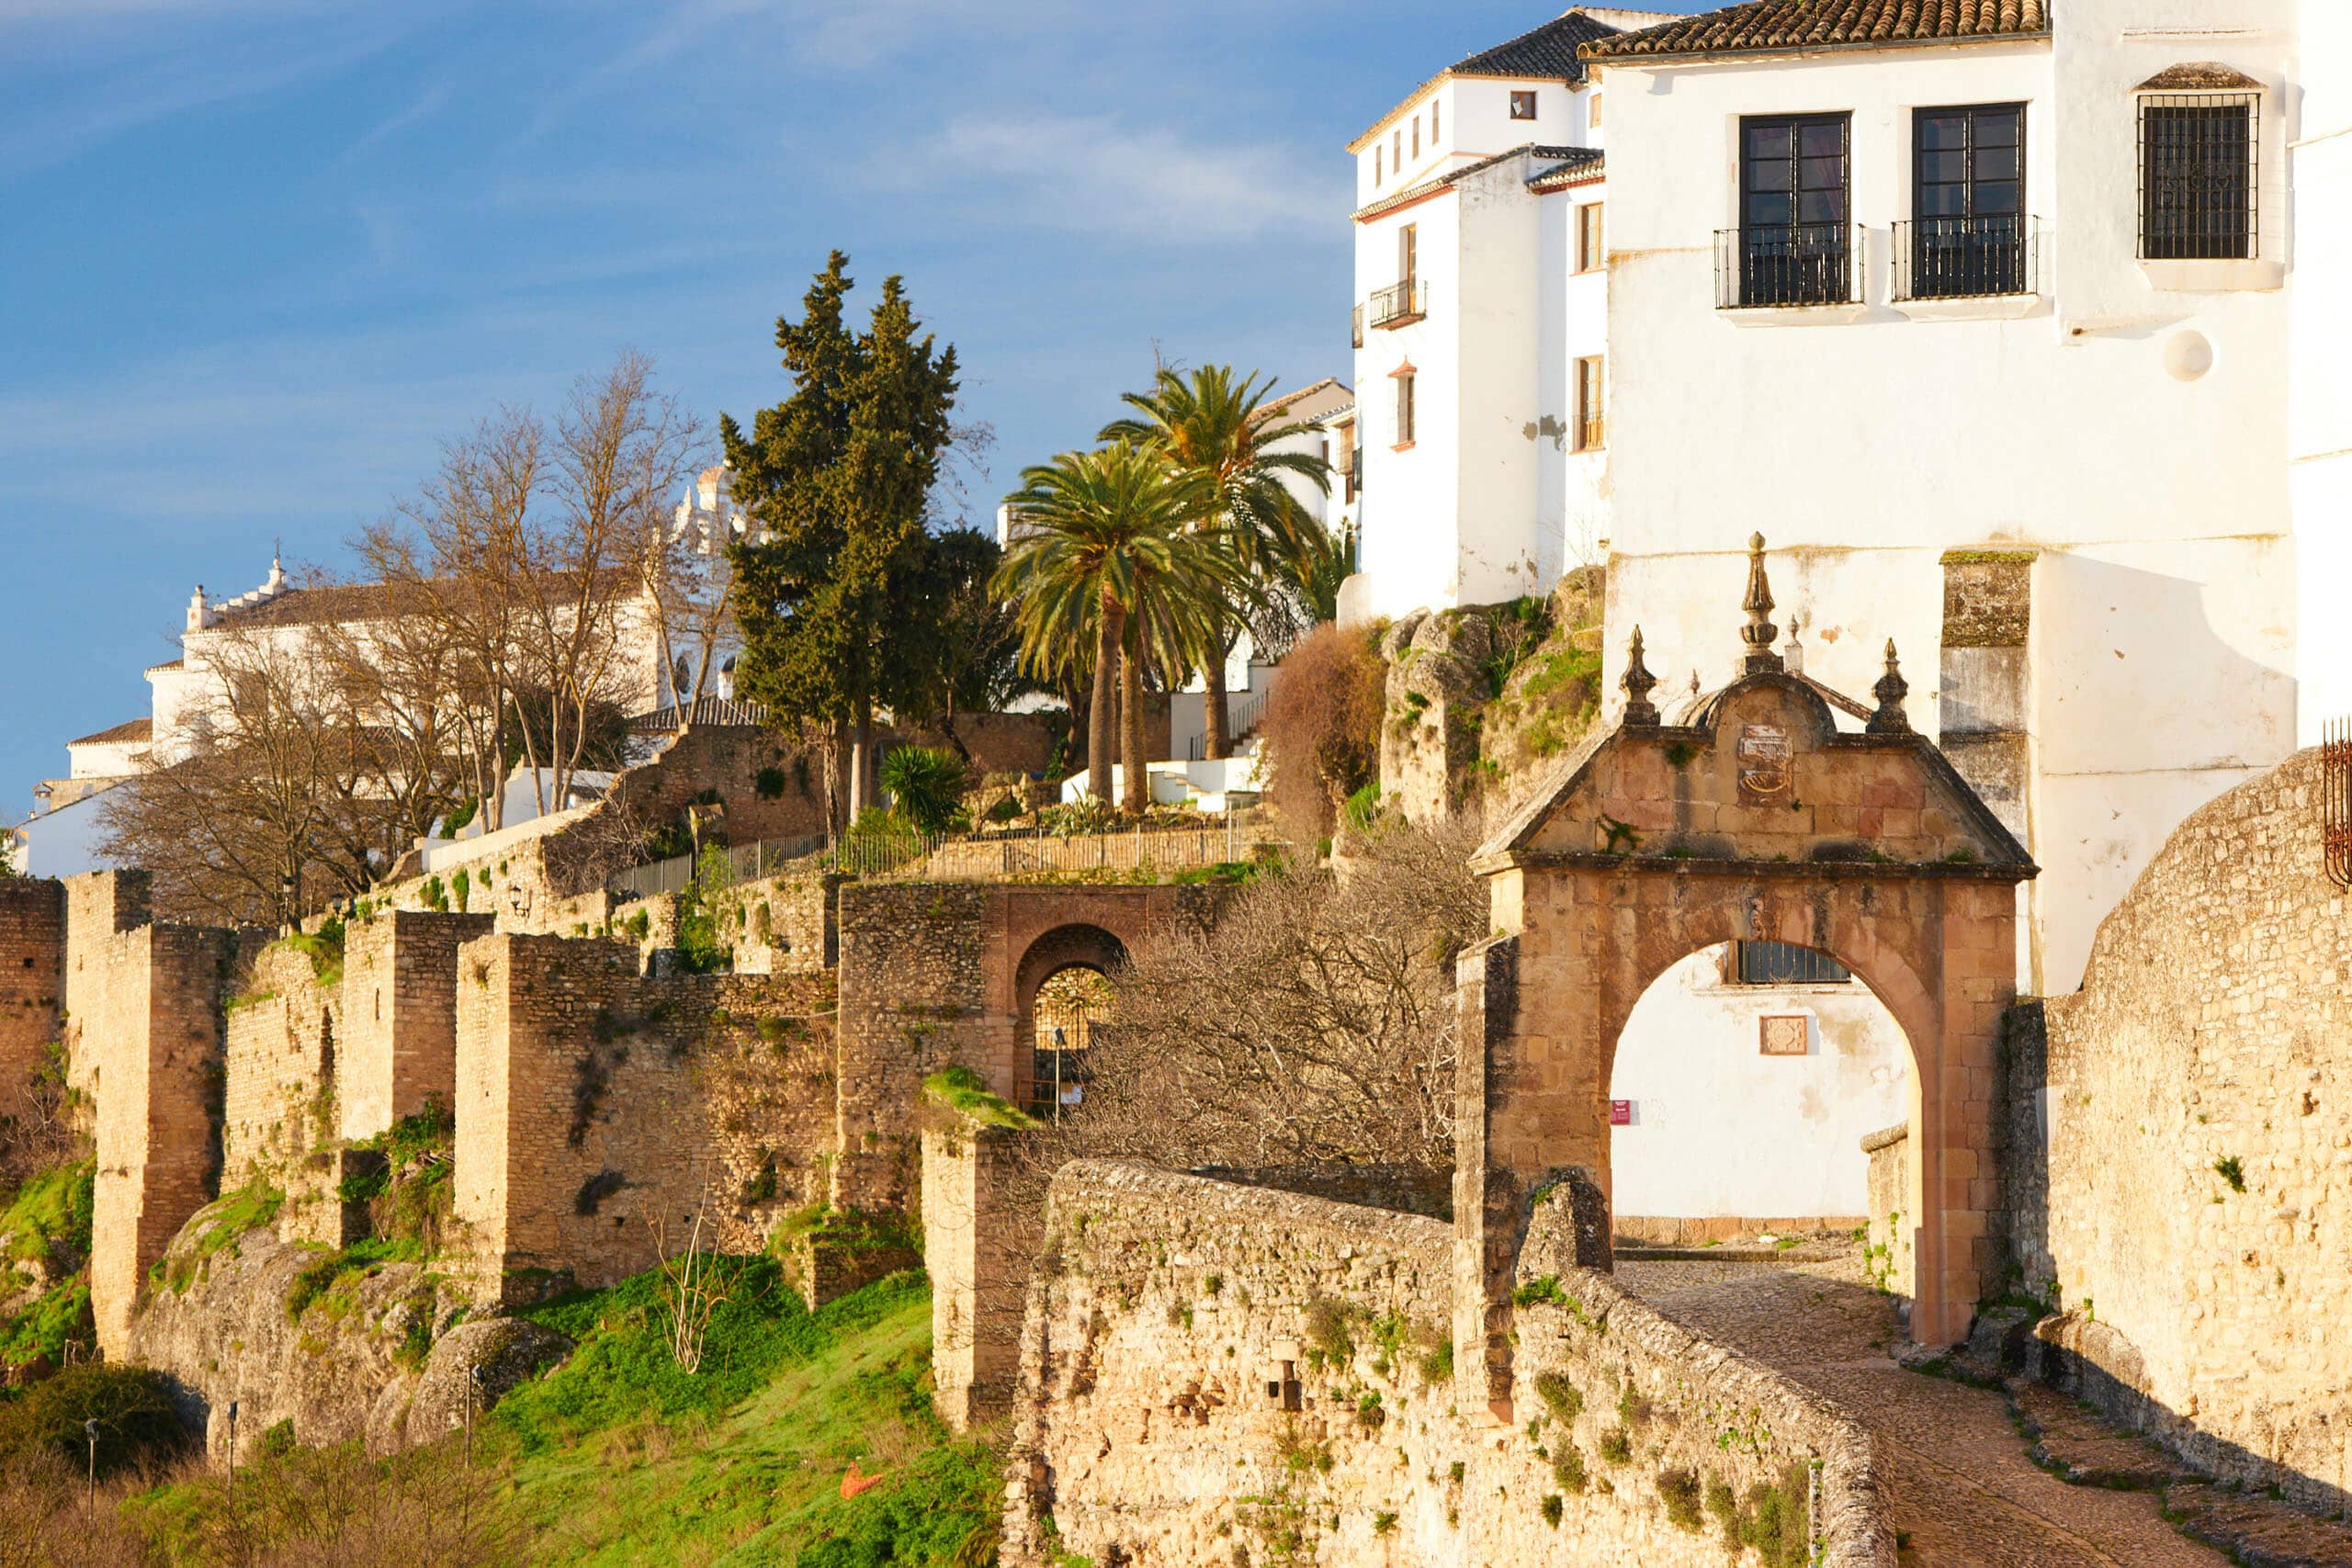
1;1160;94;1268
922;1066;1040;1131
496;1265;1000;1564
279;915;346;987
148;1177;282;1295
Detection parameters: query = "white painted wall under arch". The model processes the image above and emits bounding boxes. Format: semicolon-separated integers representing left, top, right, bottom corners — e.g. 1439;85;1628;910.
1608;943;1910;1225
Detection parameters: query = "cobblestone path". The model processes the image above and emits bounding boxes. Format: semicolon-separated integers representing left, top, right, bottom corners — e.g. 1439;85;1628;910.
1618;1256;2225;1568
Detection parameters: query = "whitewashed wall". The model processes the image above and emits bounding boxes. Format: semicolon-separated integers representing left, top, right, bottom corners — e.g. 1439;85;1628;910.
2295;0;2352;741
1592;21;2300;993
1608;946;1909;1221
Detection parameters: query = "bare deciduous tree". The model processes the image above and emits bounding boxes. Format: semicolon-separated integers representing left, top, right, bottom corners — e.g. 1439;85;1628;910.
1020;817;1488;1193
96;619;461;926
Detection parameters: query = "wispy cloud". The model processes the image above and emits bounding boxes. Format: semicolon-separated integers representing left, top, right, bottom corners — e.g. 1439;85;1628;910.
345;78;451;159
885;111;1345;243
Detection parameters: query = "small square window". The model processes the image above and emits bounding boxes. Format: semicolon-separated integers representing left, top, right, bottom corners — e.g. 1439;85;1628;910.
1510;90;1537;120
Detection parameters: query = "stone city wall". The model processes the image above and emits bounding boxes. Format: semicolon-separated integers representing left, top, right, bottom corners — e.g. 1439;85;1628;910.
220;943;339;1190
85;917;243;1358
0;879;63;1104
1001;1162;1894;1568
62;870;155;1101
452;932;839;1296
339;909;495;1141
2003;745;2352;1513
832;883;1219;1213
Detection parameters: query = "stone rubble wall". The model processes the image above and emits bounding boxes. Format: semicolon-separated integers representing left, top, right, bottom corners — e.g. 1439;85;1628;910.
1860;1122;1914;1303
1001;1161;1895;1568
220;943;340;1190
716;871;838;976
452;932;839;1296
2002;745;2352;1513
0;879;63;1108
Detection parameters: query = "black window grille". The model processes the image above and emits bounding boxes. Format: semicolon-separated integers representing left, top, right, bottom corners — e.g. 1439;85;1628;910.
1733;941;1851;985
2139;93;2256;260
1724;112;1854;307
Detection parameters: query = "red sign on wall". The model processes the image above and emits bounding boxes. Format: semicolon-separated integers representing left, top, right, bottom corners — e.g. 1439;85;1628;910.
1609;1100;1633;1126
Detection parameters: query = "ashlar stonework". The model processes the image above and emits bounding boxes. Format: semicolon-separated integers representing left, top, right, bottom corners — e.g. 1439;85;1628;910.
1458;642;2034;1416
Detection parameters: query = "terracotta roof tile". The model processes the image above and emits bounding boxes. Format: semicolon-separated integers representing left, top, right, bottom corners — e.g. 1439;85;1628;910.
1581;0;2049;62
1456;11;1626;83
68;716;153;747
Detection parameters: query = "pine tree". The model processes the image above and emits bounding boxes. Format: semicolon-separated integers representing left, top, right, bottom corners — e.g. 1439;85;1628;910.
723;253;961;819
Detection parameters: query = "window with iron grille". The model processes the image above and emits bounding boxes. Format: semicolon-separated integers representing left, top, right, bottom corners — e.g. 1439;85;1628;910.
2139;92;2256;260
1730;941;1851;985
1574;355;1605;451
1577;201;1606;272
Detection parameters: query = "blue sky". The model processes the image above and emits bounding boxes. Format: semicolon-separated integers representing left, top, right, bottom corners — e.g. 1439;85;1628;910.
0;0;1702;813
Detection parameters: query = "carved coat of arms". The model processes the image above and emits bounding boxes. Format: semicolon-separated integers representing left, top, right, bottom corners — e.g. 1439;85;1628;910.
1737;723;1792;799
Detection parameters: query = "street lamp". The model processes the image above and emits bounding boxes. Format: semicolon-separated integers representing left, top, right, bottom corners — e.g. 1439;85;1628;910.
84;1417;97;1516
225;1401;239;1509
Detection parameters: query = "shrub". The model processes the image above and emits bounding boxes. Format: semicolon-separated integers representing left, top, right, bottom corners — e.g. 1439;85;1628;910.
1256;621;1385;837
2214;1155;2246;1192
1599;1426;1631;1465
1657;1466;1704;1530
0;1364;188;1479
1552;1441;1588;1494
1540;1494;1564;1527
1534;1371;1582;1422
879;747;970;835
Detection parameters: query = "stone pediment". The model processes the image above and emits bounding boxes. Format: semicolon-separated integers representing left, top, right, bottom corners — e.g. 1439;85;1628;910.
1474;671;2033;876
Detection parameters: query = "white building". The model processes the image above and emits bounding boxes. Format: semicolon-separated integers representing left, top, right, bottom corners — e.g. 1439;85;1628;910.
12;553;675;877
1342;7;1679;625
2293;1;2352;743
1342;0;2340;1226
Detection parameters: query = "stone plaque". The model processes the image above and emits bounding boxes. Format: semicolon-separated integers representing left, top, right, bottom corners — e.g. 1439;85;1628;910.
1759;1015;1809;1056
1738;723;1792;799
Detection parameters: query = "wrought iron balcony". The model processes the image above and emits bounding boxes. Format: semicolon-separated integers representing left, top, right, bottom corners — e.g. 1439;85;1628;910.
1894;215;2037;300
1714;223;1860;310
1351;303;1363;349
1367;277;1427;329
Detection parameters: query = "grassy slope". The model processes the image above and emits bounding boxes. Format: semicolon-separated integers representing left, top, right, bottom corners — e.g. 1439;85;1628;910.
496;1266;998;1566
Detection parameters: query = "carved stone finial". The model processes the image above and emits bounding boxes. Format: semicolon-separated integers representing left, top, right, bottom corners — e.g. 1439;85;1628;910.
1740;532;1782;674
1622;626;1659;727
1869;638;1912;734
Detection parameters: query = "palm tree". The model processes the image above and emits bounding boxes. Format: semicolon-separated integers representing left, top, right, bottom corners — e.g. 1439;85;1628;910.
994;444;1238;813
1101;366;1334;759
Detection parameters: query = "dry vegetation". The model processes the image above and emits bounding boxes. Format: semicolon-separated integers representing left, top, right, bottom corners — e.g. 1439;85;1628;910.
1254;620;1385;838
1020;815;1487;1191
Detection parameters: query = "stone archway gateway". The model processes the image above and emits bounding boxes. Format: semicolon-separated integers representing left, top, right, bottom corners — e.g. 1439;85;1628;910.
1453;538;2036;1416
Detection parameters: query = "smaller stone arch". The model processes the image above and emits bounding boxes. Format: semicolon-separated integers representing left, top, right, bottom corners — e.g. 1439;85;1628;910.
1012;923;1128;1117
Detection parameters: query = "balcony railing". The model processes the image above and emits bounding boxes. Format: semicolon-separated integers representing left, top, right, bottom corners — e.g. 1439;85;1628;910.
1351;303;1363;349
1367;277;1427;329
1894;215;2037;301
1574;417;1606;453
1715;224;1860;309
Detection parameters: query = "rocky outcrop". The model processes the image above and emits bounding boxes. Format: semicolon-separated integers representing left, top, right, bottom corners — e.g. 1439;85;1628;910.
369;1317;573;1453
130;1224;447;1461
